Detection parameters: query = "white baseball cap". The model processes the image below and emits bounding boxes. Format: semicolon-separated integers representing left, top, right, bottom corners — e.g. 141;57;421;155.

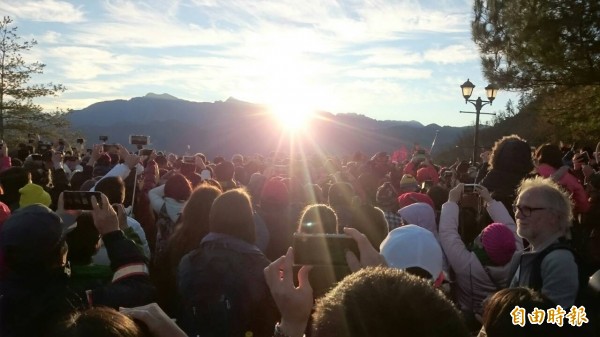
380;225;443;280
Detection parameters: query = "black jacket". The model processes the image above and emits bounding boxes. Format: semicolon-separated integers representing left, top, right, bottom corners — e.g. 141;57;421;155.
0;230;155;337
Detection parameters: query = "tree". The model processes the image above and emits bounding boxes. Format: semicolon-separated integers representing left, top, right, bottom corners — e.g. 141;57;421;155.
0;16;69;142
471;0;600;143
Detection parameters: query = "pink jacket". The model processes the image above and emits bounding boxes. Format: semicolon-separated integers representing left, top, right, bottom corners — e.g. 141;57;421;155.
536;164;590;214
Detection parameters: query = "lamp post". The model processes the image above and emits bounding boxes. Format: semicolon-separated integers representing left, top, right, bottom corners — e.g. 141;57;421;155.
459;79;498;164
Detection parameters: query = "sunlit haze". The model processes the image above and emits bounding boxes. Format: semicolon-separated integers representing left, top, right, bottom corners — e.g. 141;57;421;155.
2;0;517;127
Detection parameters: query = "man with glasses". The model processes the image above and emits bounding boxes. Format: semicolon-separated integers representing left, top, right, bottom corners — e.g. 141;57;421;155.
508;176;579;308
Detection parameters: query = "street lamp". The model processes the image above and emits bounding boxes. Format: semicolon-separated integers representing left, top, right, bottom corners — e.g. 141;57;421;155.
459;79;498;164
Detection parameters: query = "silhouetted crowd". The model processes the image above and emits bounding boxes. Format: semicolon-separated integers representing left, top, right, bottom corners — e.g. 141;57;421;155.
0;134;599;337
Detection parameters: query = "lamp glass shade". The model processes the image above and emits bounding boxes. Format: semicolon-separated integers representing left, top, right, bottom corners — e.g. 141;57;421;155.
485;84;498;102
460;79;475;100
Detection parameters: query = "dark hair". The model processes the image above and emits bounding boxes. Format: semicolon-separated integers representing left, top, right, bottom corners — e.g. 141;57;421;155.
312;267;469;337
209;189;256;244
167;185;222;267
66;213;100;265
298;204;338;234
214;161;235;181
328;182;355;208
0;166;30;208
534;143;564;169
94;176;125;204
164;173;192;202
49;306;149;337
482;288;566;337
350;205;388;250
488;135;533;174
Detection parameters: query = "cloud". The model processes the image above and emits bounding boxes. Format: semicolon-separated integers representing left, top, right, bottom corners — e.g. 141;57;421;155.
424;44;479;64
346;67;432;80
0;0;85;23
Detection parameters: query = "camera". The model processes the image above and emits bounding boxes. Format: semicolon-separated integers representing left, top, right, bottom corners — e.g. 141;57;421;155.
99;136;108;142
293;233;359;266
76;138;84;144
129;135;149;146
463;183;479;193
421;180;433;191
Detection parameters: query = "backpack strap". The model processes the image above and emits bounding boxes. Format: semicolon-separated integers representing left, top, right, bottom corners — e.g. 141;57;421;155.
529;239;577;291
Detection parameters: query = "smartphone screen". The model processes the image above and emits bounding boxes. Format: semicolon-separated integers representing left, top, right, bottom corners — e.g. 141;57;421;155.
293;233;359;266
63;191;102;210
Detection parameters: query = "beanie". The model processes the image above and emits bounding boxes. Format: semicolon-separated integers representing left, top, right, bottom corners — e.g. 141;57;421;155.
397;192;435;210
376;182;398;207
398;174;418;191
480;223;516;266
19;183;52;208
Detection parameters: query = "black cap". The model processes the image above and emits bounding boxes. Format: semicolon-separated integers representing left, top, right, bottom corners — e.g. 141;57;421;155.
0;204;77;267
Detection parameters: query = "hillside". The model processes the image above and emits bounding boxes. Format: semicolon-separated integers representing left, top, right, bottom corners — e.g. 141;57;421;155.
67;93;470;159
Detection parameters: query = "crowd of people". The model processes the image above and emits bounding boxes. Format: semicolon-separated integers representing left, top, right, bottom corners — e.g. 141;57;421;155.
0;134;599;337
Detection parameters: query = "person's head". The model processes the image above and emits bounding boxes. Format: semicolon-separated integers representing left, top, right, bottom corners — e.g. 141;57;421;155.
260;177;290;211
304;183;324;204
376;182;399;211
398;174;419;194
351;205;389;250
214;160;235;181
398;202;438;238
514;177;572;247
298;204;338;234
168;184;222;265
0;167;31;207
380;225;444;282
311;267;468;337
209;188;255;244
164;173;192;202
488;135;534;174
471;223;517;266
94;176;125;204
231;154;244;166
328;182;355;208
49;306;149;337
66;213;100;266
0;204;71;275
482;288;566;337
534;143;563;169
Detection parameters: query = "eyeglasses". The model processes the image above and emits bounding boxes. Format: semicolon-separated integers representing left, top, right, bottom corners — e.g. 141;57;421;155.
512;204;547;217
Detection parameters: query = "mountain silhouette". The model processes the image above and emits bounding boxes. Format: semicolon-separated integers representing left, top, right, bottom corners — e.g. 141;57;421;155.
67;94;470;159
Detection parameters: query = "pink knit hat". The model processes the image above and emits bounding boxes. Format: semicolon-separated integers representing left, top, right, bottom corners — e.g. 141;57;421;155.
481;223;516;265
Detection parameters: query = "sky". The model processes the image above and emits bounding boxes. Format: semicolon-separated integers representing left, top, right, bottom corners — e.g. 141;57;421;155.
1;0;518;127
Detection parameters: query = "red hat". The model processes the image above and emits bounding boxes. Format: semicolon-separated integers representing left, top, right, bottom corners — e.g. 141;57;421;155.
397;192;434;209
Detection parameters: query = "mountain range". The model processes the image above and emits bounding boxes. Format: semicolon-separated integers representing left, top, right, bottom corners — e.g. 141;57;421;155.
67;93;471;159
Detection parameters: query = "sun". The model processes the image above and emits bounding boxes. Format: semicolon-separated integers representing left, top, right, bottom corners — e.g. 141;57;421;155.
269;102;315;131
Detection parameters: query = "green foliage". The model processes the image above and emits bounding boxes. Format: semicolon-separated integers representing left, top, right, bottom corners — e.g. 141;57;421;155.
0;16;70;142
472;0;600;144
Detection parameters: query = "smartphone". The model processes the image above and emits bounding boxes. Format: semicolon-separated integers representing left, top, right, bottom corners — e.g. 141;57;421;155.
102;144;119;152
76;138;84;144
63;191;102;210
139;149;154;156
129;135;149;146
421;180;433;190
182;156;195;164
99;135;108;142
463;184;479;193
293;233;359;266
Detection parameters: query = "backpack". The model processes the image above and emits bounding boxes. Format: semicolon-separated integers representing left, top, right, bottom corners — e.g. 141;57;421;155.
530;240;598;334
154;203;181;259
178;242;251;337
